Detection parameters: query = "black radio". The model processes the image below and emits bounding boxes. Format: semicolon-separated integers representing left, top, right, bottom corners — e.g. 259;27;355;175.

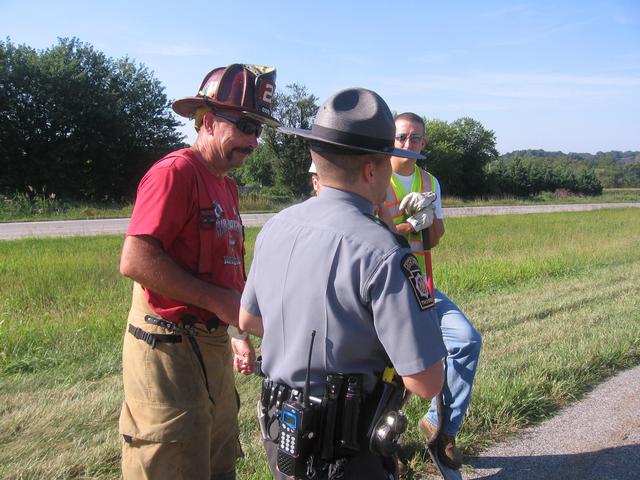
277;398;318;477
277;331;320;478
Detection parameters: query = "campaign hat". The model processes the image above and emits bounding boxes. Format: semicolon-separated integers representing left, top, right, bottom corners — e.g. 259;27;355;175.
279;88;424;159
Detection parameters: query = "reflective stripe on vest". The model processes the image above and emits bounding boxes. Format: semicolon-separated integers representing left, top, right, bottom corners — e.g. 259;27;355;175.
384;166;437;290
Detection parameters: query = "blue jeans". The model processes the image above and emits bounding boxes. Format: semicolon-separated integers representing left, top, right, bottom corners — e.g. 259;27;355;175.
424;289;482;436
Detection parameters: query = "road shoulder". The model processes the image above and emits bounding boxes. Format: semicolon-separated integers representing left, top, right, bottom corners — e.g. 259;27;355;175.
466;365;640;479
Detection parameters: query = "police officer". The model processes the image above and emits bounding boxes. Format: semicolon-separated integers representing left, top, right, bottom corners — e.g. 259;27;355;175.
239;88;447;479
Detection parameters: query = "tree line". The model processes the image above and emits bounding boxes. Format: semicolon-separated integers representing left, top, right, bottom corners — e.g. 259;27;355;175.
501;149;640;190
3;38;627;204
239;86;610;198
0;37;184;201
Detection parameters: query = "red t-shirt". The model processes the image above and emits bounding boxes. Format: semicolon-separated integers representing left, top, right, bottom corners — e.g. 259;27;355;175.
127;148;245;324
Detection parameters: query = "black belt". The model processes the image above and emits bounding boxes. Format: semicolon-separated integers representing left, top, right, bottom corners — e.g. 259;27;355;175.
127;324;181;349
132;314;216;405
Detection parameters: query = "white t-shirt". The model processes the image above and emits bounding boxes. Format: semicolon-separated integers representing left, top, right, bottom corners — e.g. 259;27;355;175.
394;171;444;219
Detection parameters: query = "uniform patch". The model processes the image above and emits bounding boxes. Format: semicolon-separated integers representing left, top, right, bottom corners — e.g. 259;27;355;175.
400;254;435;310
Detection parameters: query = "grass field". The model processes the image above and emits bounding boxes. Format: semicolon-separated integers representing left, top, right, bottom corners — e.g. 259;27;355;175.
1;209;639;479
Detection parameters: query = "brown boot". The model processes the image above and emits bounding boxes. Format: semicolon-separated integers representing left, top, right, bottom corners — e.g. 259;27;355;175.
394;453;407;477
419;418;463;470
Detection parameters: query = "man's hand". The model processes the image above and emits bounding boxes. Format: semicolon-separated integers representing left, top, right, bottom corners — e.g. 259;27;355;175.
406;204;436;232
231;337;255;375
399;191;437;216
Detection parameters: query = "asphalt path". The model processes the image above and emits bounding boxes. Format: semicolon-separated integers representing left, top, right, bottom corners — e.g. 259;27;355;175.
1;203;639;240
461;365;640;480
0;212;275;239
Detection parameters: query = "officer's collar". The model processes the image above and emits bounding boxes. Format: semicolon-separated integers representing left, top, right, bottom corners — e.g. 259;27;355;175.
317;186;375;215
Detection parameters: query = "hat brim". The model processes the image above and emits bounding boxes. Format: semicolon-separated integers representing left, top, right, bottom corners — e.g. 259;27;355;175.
172;97;280;127
278;127;425;160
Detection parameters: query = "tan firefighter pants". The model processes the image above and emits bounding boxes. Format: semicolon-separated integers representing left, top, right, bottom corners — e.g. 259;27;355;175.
119;283;241;480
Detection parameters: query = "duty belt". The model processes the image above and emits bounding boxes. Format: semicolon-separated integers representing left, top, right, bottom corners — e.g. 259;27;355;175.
258;368;407;479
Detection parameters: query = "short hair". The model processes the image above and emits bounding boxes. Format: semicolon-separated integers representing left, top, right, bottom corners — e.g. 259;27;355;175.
309;141;368;157
395;112;425;130
309;142;380;185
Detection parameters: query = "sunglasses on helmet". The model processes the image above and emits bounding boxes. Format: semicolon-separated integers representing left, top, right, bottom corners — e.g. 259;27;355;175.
214;111;263;137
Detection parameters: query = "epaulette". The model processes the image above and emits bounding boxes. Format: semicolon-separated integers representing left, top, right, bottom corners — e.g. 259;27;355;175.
363;213;410;249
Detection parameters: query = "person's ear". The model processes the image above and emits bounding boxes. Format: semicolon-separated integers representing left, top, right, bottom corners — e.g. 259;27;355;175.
202;111;216;135
311;174;320;194
362;160;375;183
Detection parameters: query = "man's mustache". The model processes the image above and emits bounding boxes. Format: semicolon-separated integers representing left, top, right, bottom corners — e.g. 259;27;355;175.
233;147;254;155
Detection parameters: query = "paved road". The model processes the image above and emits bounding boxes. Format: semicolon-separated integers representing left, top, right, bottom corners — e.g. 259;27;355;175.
417;365;640;479
462;365;640;480
1;203;638;240
0;212;275;240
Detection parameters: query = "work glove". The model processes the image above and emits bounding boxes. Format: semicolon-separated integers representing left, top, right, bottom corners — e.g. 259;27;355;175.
406;204;436;232
399;191;437;216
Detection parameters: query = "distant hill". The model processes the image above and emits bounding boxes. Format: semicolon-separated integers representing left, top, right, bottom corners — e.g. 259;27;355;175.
499;150;640;188
501;149;640;165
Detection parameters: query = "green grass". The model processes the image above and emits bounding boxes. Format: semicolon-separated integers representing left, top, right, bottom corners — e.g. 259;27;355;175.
1;208;639;479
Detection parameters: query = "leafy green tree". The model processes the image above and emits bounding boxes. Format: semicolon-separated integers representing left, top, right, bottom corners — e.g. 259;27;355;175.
263;83;318;197
501;149;640;188
420;120;463;194
452;117;499;196
423;117;498;196
622;163;640;188
484;156;602;196
233;143;276;188
575;168;603;195
0;37;184;200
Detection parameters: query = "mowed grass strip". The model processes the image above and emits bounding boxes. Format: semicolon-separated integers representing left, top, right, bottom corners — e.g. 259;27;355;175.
0;209;638;479
2;188;638;223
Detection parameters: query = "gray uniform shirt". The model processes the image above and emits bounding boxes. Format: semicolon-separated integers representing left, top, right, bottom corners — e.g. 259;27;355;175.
241;187;446;395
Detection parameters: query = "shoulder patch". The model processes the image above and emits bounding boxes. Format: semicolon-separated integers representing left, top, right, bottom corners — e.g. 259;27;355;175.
400;254;435;311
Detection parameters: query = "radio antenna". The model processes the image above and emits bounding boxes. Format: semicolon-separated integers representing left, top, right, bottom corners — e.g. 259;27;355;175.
303;330;316;407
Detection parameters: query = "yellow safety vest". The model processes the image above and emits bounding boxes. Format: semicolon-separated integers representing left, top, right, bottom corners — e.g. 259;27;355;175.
384;166;437;294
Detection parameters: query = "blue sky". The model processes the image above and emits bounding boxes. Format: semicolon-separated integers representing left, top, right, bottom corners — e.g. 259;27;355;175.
2;0;638;154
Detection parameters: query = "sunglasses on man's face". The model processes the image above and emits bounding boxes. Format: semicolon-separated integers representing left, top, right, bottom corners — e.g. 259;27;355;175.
215;112;263;137
395;133;424;143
